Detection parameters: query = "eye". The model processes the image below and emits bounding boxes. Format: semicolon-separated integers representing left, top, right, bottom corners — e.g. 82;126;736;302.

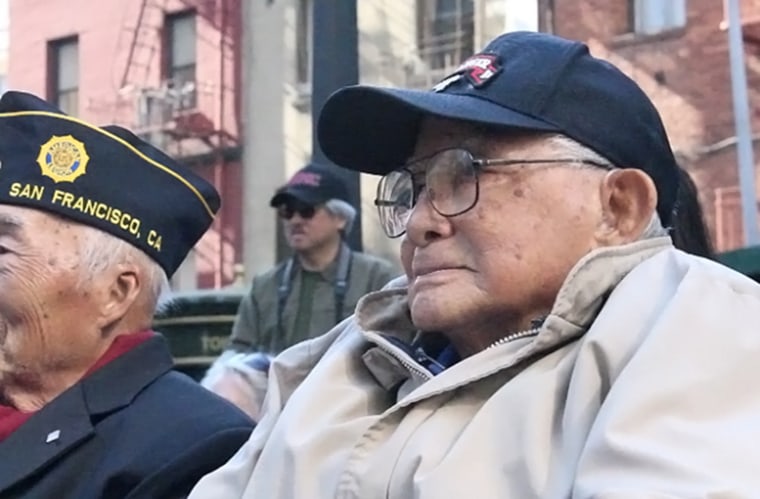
0;240;15;255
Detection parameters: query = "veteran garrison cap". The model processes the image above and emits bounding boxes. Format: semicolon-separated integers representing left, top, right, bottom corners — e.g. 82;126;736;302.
0;90;220;277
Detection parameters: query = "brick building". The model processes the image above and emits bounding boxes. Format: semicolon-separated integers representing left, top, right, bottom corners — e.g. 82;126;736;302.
7;0;243;288
552;0;760;251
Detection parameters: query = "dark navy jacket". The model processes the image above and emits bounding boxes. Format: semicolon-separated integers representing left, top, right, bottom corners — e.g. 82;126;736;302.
0;335;254;499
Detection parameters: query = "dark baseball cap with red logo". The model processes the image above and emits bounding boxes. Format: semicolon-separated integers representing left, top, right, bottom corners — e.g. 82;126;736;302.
269;163;351;208
317;31;679;225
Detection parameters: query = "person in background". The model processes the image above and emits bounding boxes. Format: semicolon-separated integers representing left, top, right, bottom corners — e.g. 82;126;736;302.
189;31;760;498
0;91;253;498
203;163;397;418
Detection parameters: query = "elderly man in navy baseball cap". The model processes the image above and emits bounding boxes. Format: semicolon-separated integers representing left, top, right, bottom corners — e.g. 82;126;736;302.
190;32;760;498
0;90;253;499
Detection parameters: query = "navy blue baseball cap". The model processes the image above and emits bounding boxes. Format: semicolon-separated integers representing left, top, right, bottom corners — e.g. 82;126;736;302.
317;31;679;225
0;90;220;277
269;163;351;208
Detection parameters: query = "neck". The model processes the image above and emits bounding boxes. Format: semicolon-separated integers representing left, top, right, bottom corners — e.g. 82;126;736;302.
446;311;548;358
297;237;343;272
0;318;147;412
1;350;108;412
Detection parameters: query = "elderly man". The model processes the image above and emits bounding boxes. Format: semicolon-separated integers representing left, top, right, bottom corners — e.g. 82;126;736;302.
0;91;253;498
190;32;760;498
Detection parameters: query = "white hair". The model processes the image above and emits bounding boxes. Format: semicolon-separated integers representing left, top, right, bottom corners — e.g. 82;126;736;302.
546;134;616;169
546;134;669;239
324;198;357;235
77;225;170;309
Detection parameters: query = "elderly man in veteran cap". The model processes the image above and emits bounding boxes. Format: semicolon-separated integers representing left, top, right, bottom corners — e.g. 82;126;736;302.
0;91;253;499
189;31;760;498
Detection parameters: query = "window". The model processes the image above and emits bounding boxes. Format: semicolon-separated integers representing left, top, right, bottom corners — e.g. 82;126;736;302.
417;0;475;71
48;37;79;115
295;0;312;86
631;0;686;35
165;11;196;109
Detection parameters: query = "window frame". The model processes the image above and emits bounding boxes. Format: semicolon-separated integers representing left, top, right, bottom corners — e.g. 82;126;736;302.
47;35;79;116
629;0;687;36
163;10;197;109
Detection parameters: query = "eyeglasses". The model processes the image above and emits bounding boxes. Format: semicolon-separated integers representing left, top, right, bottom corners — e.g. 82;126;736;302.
373;148;613;238
277;202;317;220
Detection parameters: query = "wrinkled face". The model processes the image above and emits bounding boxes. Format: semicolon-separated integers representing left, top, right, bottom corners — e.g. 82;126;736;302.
278;199;346;252
0;205;104;384
404;118;608;352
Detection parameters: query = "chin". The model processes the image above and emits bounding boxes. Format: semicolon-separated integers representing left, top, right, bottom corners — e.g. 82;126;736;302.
408;291;466;333
287;239;312;251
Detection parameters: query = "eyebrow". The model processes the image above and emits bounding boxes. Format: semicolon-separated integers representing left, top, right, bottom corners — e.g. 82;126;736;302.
0;214;24;239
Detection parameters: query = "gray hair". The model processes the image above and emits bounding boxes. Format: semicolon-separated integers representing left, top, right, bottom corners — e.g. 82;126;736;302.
77;225;170;309
546;134;669;239
325;198;357;235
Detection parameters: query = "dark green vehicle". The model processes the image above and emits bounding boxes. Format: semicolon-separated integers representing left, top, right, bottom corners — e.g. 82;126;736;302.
719;245;760;283
153;288;244;381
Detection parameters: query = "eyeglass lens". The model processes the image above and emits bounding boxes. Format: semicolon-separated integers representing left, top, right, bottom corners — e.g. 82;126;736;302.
375;149;478;238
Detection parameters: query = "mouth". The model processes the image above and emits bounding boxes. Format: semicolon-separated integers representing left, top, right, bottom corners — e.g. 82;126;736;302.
412;265;467;278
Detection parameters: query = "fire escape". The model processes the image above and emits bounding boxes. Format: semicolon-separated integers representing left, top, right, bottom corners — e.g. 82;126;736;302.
117;0;238;160
114;0;242;289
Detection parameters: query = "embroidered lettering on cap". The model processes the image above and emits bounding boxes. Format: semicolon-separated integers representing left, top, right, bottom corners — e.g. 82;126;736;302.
458;54;502;86
431;53;502;93
288;171;321;187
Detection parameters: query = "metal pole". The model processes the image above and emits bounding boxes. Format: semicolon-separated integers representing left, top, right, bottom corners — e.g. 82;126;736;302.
311;0;363;250
726;0;760;246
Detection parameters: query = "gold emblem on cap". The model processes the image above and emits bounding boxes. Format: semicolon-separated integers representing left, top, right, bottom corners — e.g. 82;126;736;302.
36;135;90;183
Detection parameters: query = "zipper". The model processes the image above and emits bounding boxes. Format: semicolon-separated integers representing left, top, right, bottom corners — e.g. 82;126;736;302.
371;326;540;380
389;349;432;380
370;335;433;380
485;327;540;350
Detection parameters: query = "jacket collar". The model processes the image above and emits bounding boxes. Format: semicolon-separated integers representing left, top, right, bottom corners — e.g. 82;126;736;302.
354;238;673;391
0;335;174;493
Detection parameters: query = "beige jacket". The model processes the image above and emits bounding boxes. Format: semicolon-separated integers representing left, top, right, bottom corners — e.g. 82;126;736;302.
190;238;760;498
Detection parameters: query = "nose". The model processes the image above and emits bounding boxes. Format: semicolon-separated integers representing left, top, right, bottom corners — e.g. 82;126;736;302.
404;190;453;247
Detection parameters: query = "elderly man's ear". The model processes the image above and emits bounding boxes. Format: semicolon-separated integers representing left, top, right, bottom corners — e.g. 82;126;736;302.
96;263;142;330
593;169;659;246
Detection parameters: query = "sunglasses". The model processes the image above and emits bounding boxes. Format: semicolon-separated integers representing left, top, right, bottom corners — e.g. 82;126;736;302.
277;202;317;220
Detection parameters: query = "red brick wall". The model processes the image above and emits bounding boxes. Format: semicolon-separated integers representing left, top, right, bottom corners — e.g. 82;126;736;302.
8;0;243;286
554;0;760;251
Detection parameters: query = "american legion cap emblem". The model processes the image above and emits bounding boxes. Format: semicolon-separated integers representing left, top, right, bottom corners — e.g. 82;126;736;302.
36;135;90;183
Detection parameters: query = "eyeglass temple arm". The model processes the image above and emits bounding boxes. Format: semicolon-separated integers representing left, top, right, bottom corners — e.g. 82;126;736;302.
374;199;408;207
